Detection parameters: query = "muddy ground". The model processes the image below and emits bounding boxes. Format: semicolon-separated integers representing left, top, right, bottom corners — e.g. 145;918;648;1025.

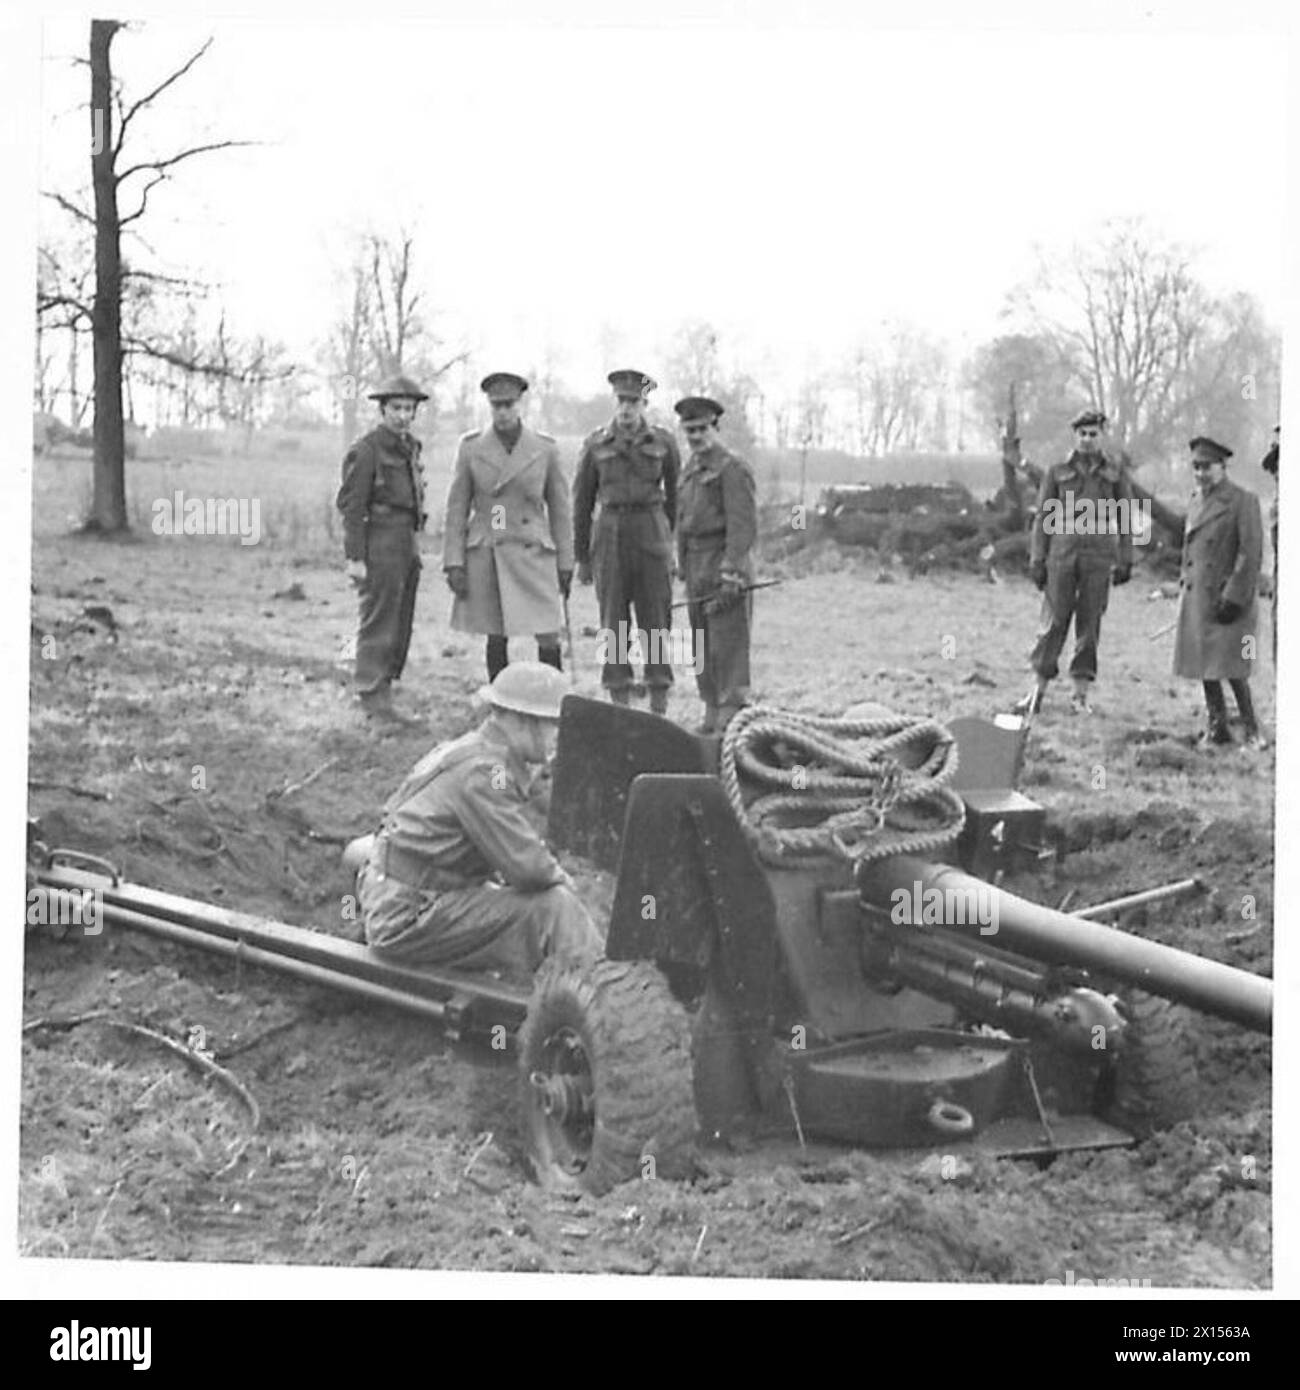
20;452;1275;1290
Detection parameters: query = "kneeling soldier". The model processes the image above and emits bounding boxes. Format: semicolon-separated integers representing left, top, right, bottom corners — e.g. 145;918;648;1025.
344;663;603;976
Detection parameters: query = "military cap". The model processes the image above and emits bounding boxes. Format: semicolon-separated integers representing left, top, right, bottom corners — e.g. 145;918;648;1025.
480;372;529;401
608;369;656;399
368;373;429;402
1070;408;1107;430
1189;437;1233;464
674;395;725;423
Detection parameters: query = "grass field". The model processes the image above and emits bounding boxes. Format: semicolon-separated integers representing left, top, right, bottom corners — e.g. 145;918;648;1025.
21;443;1275;1286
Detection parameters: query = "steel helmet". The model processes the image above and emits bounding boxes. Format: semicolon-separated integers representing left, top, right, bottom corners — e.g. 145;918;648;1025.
479;662;568;720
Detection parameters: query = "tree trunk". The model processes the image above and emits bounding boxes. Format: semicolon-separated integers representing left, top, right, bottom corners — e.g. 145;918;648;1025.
89;19;127;531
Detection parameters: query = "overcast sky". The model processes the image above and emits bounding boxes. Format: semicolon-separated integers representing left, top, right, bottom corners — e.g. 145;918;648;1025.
30;6;1289;396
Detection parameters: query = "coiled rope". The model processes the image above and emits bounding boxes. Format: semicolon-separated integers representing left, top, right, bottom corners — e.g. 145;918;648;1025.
719;704;966;866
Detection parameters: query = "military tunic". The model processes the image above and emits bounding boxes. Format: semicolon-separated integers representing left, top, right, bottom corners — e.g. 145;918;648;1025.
443;425;574;638
357;723;602;974
676;442;758;720
1173;478;1262;681
336;424;426;695
572;420;680;692
1028;449;1134;683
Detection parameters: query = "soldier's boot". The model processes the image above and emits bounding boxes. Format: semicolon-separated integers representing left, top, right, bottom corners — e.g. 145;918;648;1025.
608;687;631;706
1229;678;1267;749
1200;681;1233;746
1069;680;1093;716
486;636;509;682
538;643;563;673
699;703;719;735
649;688;670;716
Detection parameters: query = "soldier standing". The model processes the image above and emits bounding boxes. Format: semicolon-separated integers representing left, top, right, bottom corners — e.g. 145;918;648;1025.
572;369;680;713
1173;437;1266;749
674;396;758;734
1018;408;1134;716
443;373;574;682
336;374;428;722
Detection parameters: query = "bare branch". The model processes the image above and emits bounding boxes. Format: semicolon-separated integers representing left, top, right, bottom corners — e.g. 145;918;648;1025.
37;293;93;325
117;139;258;185
118;171;166;228
42;190;95;225
115;36;213;153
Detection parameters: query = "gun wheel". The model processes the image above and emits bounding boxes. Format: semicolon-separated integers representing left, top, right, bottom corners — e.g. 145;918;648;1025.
1104;990;1200;1137
518;957;697;1195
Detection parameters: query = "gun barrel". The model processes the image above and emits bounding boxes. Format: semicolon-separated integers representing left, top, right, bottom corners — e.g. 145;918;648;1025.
855;855;1271;1034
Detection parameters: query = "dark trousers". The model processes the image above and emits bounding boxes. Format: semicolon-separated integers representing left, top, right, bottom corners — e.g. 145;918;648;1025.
1029;554;1113;683
486;636;562;682
592;512;674;692
1203;679;1257;730
355;518;420;695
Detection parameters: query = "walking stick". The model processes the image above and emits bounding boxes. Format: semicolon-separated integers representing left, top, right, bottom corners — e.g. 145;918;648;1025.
562;596;578;686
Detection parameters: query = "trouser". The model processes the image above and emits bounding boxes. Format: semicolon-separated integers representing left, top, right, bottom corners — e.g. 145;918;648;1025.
355;518;420;695
686;595;752;718
682;539;752;720
1203;679;1257;731
357;861;602;977
592;512;674;693
1028;554;1113;683
486;635;562;682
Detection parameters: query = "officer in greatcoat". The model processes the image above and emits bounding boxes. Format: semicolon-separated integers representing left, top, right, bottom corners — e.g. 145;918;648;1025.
674;396;758;734
343;663;603;976
573;370;681;713
443;373;574;682
336;374;428;721
1018;407;1134;716
1173;437;1266;748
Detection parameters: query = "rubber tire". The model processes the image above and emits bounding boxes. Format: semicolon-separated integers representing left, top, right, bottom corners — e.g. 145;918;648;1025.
518;958;697;1195
1107;990;1200;1137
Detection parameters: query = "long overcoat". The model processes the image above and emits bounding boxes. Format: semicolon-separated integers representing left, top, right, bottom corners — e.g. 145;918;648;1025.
442;425;574;636
1173;477;1263;681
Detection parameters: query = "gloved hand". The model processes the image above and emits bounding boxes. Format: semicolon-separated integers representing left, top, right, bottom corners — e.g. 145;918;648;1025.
1029;560;1048;591
345;559;367;587
1111;563;1132;586
444;565;469;599
558;568;573;600
577;562;594;586
1214;597;1243;625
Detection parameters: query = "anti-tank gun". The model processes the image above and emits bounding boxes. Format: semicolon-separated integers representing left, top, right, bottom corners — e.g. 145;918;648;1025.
32;697;1271;1195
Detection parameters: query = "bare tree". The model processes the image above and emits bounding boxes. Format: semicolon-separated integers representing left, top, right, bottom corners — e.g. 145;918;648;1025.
56;21;257;531
323;230;467;448
848;322;947;454
1009;220;1212;459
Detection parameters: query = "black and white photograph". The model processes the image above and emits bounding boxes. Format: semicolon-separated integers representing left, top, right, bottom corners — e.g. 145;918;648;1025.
4;0;1293;1309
